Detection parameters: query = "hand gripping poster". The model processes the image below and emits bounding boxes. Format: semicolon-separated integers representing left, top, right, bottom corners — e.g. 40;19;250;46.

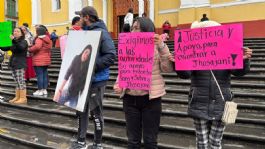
53;31;101;112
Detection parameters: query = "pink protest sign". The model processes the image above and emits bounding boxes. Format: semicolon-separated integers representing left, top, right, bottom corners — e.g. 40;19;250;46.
59;35;68;59
118;32;154;90
174;24;243;70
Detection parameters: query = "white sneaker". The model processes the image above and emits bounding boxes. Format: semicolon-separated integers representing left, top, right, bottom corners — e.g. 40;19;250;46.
33;90;43;96
42;89;48;95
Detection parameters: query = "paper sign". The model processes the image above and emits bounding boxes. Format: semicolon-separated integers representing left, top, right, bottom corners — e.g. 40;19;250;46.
174;24;243;70
0;21;12;47
59;35;68;59
118;32;154;90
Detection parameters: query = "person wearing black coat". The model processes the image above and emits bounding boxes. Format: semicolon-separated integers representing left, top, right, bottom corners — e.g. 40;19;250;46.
0;27;28;104
168;21;253;149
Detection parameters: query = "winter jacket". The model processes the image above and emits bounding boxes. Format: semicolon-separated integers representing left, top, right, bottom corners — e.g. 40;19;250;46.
114;45;174;100
0;38;28;69
29;35;52;66
176;59;251;120
83;20;116;87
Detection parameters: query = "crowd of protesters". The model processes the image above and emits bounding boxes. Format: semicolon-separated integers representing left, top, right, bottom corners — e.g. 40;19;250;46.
0;6;254;149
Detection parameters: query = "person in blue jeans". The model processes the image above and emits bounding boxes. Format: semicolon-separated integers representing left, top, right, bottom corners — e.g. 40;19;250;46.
54;45;92;108
29;26;52;96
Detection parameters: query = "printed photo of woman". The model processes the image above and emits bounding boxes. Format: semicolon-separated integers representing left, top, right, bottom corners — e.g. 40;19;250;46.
53;44;92;108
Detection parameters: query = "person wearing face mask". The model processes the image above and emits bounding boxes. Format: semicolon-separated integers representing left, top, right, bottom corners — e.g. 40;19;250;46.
113;17;174;149
0;27;28;104
54;45;92;108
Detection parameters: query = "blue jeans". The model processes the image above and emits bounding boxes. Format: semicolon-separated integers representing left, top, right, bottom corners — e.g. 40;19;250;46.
34;66;48;89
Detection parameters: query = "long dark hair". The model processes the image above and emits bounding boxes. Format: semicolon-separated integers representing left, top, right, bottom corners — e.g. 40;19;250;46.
133;17;155;32
15;27;26;40
78;44;92;93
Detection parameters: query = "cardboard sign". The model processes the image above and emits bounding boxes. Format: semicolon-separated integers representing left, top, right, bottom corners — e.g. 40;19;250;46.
53;31;101;112
0;21;12;47
174;24;243;70
118;32;154;90
59;35;68;59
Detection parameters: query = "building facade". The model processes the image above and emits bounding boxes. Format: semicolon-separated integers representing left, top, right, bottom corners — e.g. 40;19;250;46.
1;0;265;38
0;0;31;29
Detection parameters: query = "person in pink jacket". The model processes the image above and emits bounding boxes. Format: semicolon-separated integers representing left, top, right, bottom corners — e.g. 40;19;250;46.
29;26;52;96
114;17;174;149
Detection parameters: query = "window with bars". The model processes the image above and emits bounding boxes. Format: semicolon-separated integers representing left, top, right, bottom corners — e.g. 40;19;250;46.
6;0;17;17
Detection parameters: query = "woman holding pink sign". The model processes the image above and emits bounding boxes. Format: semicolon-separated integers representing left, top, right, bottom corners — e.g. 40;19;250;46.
114;17;174;149
169;20;253;149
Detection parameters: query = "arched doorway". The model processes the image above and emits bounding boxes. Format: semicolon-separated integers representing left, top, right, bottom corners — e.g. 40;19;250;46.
112;0;148;38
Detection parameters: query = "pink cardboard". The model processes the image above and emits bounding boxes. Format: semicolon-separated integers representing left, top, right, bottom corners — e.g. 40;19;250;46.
59;35;68;59
174;24;243;70
118;32;155;90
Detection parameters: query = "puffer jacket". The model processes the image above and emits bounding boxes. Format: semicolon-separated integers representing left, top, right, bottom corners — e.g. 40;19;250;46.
83;20;116;87
176;59;251;120
29;35;52;66
114;45;174;100
0;38;28;69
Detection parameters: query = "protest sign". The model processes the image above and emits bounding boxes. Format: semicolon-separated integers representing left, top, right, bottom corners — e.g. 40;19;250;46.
118;32;154;90
53;31;101;112
0;21;12;47
174;24;243;70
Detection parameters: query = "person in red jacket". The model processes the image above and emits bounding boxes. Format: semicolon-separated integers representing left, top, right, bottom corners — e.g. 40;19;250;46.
29;26;52;96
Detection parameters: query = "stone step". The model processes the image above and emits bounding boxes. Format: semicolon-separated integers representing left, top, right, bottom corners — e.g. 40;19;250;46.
0;105;126;149
1;86;265;126
1;75;265;100
0;138;34;149
0;92;264;149
2;67;265;84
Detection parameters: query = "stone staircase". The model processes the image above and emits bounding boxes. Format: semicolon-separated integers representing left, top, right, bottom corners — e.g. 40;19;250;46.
0;38;264;149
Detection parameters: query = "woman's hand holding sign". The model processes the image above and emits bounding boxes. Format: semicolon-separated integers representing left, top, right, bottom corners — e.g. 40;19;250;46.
113;83;123;94
154;34;165;50
243;47;252;59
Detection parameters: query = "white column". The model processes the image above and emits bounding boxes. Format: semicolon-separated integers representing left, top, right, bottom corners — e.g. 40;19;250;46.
88;0;94;6
102;0;107;25
138;0;144;17
148;0;154;21
69;0;82;21
31;0;41;25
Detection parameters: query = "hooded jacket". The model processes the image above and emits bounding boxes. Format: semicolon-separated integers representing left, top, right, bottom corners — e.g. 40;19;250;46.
29;35;52;66
83;20;116;87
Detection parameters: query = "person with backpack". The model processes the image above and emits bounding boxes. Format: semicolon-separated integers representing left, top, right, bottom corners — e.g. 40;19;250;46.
50;29;58;47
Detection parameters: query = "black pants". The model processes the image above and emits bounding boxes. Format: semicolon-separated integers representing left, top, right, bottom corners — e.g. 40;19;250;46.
123;94;162;149
76;86;105;144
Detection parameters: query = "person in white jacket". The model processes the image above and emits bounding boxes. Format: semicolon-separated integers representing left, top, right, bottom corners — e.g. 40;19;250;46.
123;8;134;32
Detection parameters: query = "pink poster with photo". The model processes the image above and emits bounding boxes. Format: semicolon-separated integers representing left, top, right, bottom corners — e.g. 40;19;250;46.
174;24;243;70
118;32;154;90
